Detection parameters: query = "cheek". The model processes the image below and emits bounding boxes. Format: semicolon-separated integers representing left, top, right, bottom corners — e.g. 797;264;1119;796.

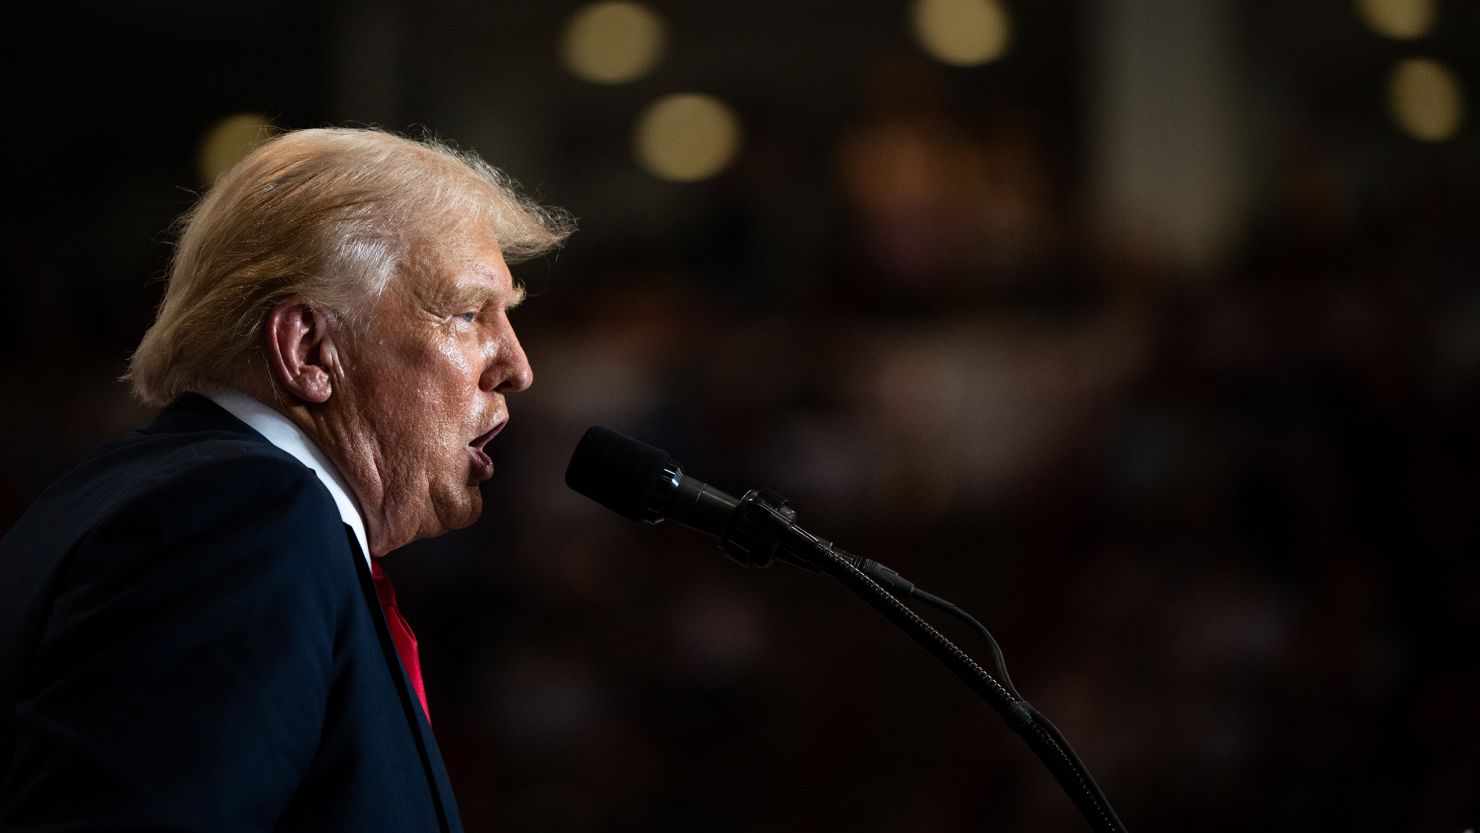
348;333;481;452
399;347;481;442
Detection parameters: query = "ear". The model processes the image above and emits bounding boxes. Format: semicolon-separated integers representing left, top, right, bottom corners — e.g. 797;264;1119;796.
264;298;340;405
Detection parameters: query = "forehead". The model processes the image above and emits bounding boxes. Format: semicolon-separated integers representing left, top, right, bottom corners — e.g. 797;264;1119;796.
404;227;523;308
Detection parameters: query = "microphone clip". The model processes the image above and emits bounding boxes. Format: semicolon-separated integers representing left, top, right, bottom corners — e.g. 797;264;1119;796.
716;488;823;575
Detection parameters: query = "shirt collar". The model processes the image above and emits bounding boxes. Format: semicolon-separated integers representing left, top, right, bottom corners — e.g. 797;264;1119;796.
204;388;372;566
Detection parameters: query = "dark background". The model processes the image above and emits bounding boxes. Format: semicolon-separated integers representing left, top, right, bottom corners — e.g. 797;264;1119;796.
5;1;1478;831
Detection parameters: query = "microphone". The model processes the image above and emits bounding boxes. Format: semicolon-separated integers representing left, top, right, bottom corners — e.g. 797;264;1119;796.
564;426;740;537
564;426;916;591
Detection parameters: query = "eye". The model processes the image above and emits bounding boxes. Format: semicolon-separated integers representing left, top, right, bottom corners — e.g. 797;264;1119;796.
456;311;478;324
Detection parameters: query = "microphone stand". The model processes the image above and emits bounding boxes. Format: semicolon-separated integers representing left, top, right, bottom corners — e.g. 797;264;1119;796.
715;488;1128;833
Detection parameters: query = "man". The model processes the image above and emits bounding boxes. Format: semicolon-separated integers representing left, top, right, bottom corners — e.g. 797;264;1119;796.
0;128;571;831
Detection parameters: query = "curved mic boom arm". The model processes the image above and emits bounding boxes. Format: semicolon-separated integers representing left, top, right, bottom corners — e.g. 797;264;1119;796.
565;426;1127;831
719;488;1129;833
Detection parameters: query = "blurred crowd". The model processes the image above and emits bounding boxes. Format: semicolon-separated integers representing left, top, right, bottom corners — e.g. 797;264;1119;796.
416;63;1475;831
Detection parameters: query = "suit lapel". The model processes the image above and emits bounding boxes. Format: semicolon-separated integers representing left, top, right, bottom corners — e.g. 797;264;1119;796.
142;395;464;830
346;530;463;833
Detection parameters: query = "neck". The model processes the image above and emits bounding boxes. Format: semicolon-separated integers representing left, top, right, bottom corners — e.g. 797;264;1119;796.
237;376;399;557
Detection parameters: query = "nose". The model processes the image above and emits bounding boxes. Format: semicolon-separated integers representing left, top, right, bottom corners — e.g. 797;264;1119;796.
482;327;533;394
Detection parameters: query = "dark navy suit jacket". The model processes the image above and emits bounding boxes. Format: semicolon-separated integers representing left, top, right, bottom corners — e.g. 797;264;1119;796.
0;394;464;832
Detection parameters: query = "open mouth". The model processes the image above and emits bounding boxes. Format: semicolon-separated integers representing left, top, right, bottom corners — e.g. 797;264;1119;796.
470;422;503;451
467;421;504;480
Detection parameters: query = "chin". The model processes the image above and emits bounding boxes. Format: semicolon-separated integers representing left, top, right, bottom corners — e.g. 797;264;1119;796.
443;490;484;532
416;482;483;541
455;494;484;529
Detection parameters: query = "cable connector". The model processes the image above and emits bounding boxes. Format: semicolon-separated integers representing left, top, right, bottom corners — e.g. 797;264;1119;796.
837;551;917;597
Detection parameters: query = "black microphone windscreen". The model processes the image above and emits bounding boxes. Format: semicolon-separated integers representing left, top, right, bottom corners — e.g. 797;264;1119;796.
565;426;673;521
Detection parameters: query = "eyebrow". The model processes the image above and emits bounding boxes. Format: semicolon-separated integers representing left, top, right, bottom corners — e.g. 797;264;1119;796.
447;279;526;311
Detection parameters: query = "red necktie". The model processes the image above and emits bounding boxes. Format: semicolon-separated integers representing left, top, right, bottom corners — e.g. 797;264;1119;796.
371;561;431;723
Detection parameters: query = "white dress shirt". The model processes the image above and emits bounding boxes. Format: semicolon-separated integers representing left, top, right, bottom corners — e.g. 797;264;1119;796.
205;389;372;566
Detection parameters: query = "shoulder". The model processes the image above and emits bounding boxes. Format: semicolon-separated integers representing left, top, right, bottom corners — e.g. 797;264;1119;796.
108;432;339;525
0;439;375;828
2;401;363;641
91;434;352;577
13;426;358;612
70;392;343;533
20;434;365;688
27;427;339;546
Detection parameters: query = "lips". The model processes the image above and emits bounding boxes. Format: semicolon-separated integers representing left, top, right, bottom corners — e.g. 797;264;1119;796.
467;421;504;481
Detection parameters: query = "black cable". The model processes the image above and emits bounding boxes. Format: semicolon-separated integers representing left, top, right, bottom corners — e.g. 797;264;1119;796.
807;544;1126;832
910;588;1021;701
848;568;1092;795
841;554;1022;700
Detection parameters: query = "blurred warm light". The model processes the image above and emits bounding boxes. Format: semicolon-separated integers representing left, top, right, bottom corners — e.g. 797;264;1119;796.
197;113;273;183
1354;0;1436;40
634;93;741;182
560;1;667;85
1387;58;1466;141
911;0;1012;67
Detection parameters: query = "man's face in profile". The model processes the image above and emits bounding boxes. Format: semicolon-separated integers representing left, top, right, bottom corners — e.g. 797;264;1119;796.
332;225;533;552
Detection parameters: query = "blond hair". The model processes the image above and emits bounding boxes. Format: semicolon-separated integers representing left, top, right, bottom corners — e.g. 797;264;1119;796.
126;127;572;405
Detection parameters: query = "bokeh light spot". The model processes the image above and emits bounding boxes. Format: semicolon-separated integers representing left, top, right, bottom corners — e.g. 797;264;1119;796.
1354;0;1436;40
911;0;1012;67
197;113;274;184
560;1;668;85
634;93;742;182
1387;58;1466;142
